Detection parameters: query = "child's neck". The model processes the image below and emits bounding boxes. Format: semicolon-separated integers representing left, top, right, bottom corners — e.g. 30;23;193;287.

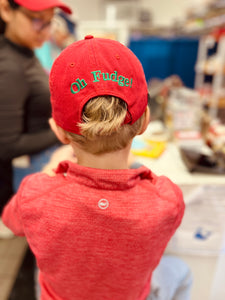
72;143;131;170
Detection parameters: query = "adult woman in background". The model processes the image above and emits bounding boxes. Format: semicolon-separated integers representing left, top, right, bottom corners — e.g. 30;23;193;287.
0;0;72;227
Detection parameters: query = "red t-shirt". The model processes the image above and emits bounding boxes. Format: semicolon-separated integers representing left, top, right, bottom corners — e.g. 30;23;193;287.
2;161;184;300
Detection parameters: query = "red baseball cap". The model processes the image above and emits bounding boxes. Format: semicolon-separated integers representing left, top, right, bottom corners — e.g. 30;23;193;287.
50;35;148;135
14;0;72;14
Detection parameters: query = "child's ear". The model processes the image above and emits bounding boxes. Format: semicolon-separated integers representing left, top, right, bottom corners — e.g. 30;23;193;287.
49;118;70;145
138;106;150;135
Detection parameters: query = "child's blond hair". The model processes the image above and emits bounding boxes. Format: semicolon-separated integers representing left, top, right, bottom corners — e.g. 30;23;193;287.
64;96;145;155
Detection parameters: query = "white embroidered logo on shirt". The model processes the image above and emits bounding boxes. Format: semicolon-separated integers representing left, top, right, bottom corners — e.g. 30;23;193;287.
98;199;109;210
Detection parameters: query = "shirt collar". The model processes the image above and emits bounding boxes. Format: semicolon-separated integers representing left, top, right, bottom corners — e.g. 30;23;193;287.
55;161;153;191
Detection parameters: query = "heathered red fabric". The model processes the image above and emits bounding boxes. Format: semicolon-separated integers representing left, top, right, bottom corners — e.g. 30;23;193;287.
2;162;184;300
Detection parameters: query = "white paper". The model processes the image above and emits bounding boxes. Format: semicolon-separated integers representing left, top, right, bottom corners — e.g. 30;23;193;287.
167;185;225;256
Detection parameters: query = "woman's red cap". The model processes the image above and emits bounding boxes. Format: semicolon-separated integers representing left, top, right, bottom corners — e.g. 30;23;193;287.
14;0;72;14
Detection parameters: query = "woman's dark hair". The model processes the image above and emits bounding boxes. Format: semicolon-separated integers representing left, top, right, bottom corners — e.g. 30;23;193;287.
0;0;20;34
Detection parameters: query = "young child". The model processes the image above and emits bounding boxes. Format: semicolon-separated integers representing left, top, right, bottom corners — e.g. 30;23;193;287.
2;36;187;300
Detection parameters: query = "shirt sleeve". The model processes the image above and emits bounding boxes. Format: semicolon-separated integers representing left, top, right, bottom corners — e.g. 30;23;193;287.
6;129;58;160
0;54;58;160
1;178;28;236
153;173;185;231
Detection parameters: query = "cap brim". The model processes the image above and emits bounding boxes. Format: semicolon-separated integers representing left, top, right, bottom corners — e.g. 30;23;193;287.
14;0;72;14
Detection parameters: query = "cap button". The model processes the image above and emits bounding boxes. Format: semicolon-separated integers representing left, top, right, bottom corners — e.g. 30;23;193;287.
85;35;94;40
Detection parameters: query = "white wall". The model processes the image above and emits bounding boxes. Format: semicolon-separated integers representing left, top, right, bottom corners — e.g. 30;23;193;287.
64;0;104;21
64;0;210;26
141;0;191;26
141;0;212;26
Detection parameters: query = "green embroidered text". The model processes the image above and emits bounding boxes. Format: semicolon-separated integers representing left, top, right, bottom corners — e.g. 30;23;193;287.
91;70;133;87
71;78;87;94
70;70;133;94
